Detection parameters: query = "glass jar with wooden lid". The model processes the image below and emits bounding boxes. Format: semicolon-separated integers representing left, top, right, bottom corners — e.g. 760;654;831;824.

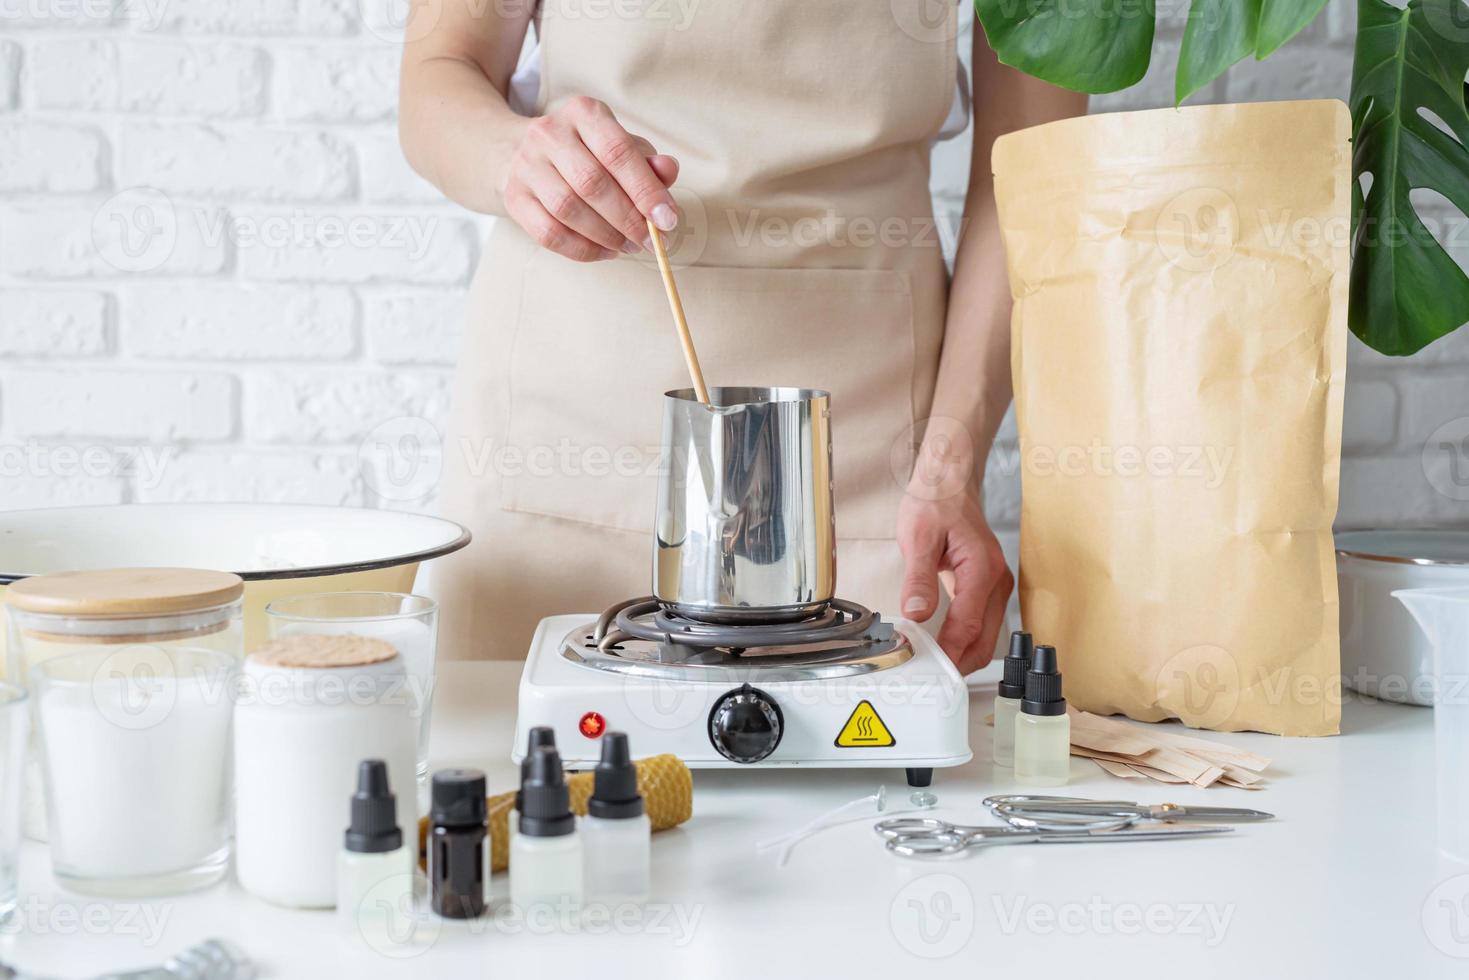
4;568;245;684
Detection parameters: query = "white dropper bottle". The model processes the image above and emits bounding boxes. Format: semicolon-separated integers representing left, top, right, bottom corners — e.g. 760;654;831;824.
993;631;1033;766
509;746;584;918
582;732;650;905
1013;644;1071;786
337;760;414;938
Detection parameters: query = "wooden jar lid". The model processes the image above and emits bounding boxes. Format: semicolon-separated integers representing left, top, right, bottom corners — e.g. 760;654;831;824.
5;568;245;618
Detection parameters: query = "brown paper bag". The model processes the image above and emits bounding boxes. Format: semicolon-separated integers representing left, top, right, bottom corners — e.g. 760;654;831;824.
992;101;1350;736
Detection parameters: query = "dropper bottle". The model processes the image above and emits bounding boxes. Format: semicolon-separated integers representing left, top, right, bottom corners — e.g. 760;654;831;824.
993;631;1033;767
337;760;413;934
1013;644;1071;786
511;726;556;846
510;746;584;916
582;732;650;905
428;768;488;919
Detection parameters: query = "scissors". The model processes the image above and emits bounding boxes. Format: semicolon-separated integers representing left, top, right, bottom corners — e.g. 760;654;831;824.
873;815;1233;858
983;795;1275;832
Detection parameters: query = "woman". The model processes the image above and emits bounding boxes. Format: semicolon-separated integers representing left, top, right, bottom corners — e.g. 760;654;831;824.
400;1;1085;670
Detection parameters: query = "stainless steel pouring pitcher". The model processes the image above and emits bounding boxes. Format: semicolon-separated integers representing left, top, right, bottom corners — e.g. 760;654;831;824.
654;387;836;623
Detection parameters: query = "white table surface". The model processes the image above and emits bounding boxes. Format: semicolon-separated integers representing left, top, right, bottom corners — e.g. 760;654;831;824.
4;659;1466;980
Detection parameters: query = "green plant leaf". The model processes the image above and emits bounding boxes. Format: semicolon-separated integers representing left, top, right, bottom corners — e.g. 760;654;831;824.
1351;0;1469;355
973;0;1156;94
1177;0;1262;104
1257;0;1331;58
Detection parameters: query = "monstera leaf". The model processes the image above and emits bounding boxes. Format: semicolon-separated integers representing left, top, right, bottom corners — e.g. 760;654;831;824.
1176;0;1331;102
973;0;1328;100
1350;0;1469;355
972;0;1156;93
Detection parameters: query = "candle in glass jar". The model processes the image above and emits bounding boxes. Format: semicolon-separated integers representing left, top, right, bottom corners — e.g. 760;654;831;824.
34;648;234;895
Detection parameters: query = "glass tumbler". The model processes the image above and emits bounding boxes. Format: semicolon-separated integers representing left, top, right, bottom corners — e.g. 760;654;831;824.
32;646;235;897
265;592;438;778
0;683;26;921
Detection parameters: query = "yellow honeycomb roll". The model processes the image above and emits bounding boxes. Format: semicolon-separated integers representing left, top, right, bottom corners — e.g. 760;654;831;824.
418;753;692;873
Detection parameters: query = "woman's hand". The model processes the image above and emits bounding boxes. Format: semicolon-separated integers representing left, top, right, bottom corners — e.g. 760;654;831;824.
897;484;1014;676
500;96;680;262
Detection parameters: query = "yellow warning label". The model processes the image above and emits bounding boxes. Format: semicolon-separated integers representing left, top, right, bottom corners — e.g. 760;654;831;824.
834;700;896;748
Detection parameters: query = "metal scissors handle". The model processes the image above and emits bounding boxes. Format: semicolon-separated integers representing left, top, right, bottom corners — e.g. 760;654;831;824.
983;795;1273;831
874;816;1233;858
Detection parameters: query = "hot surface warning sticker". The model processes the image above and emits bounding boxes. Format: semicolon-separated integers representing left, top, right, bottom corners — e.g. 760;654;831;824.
834;700;895;748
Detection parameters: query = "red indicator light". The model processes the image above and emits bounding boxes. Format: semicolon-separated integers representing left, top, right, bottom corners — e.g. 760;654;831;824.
579;711;607;738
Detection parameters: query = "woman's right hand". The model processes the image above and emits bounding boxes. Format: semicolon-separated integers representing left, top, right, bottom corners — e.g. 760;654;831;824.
499;96;681;263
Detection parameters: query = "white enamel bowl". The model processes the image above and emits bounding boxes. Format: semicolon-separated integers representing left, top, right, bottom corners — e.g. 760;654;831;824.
1337;529;1469;706
0;503;470;666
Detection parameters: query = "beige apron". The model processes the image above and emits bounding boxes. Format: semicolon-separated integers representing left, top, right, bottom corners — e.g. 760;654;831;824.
435;0;956;659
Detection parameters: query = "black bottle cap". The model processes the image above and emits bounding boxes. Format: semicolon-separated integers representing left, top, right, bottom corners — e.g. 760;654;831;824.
515;726;556;812
430;768;487;828
998;631;1034;699
519;746;575;838
345;759;403;854
1021;644;1067;716
588;732;644;819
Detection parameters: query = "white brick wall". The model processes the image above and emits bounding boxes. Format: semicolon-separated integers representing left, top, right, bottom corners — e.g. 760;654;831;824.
0;0;1464;536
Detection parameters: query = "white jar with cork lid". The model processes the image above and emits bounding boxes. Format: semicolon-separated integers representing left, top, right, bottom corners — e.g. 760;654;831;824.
4;568;244;840
234;633;418;909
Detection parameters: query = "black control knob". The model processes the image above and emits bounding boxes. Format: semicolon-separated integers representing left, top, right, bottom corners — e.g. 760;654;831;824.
708;684;783;764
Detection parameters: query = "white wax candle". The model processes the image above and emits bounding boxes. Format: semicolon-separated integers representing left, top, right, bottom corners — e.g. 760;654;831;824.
275;619;435;765
38;675;231;879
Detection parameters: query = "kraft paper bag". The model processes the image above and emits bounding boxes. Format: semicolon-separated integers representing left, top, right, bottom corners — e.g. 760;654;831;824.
992;100;1350;736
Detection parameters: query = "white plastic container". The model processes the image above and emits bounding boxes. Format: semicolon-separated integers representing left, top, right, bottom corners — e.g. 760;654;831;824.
582;814;650;904
1014;713;1071;787
234;634;417;908
510;833;584;913
1397;588;1469;864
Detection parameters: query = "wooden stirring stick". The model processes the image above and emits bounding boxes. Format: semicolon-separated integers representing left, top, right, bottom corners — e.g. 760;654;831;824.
646;217;711;405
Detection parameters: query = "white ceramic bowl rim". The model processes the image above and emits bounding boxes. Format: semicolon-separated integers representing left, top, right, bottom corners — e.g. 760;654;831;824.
1336;529;1469;567
0;503;471;584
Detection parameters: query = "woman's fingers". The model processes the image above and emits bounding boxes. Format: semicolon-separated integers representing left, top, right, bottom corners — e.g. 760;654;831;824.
647;153;680;188
521;161;639;254
506;98;680;260
570;98;680;232
546;137;651;250
504;185;616;263
898;520;944;623
957;564;1014;675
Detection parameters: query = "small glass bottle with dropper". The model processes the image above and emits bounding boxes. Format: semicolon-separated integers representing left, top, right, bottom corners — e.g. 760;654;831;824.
511;726;556;847
510;746;583;917
427;768;488;919
337;759;414;936
1013;644;1071;786
582;732;650;905
993;631;1033;767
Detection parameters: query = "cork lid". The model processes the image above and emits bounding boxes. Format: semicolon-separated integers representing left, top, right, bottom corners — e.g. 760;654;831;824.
249;633;399;669
5;568;244;617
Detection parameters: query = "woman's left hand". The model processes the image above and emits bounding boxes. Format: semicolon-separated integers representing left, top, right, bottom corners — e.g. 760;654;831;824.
896;488;1014;676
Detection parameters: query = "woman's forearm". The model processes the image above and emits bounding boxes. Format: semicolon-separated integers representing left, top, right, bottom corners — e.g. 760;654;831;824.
919;39;1088;491
398;3;533;216
400;57;529;216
